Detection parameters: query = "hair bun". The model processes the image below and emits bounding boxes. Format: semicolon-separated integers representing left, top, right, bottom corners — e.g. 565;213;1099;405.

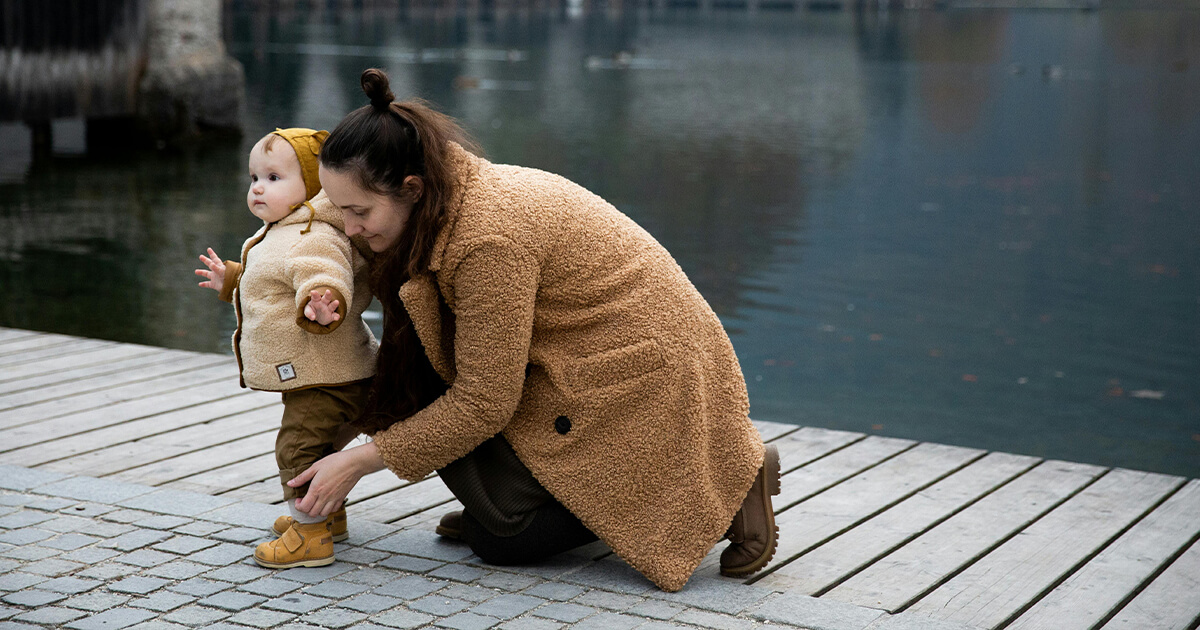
361;68;396;109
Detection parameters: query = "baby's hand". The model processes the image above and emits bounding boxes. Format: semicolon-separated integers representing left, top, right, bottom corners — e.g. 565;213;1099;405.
305;289;342;326
195;248;226;292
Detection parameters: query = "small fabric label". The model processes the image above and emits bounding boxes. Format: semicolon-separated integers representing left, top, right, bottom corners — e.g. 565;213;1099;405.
276;363;297;382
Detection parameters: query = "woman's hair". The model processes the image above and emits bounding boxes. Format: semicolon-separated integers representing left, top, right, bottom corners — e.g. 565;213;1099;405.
321;68;480;434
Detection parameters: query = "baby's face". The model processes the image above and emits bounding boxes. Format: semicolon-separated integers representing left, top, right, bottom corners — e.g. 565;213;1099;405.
246;137;308;223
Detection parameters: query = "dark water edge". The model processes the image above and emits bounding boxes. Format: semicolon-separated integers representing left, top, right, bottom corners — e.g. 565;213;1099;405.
1;7;1197;477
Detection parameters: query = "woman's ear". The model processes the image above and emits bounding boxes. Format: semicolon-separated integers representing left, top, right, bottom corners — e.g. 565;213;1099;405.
401;175;425;203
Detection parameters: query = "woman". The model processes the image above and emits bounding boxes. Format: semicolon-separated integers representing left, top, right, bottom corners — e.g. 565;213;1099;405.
290;68;780;592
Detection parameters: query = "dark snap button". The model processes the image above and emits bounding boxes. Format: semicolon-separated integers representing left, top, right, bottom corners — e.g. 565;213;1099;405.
554;416;571;435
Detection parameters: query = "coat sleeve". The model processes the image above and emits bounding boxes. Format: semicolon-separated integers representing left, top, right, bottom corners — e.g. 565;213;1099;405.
284;225;351;334
371;236;539;481
217;261;243;303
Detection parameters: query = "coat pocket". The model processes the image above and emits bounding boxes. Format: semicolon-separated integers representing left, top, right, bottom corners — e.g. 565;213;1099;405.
560;339;666;394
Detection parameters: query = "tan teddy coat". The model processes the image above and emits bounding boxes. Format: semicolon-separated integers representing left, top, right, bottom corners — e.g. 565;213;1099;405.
352;144;764;592
220;194;378;391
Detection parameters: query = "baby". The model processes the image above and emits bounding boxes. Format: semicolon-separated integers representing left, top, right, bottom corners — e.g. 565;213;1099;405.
195;128;377;569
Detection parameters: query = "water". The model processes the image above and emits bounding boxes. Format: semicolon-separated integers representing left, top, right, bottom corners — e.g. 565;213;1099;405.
1;7;1197;477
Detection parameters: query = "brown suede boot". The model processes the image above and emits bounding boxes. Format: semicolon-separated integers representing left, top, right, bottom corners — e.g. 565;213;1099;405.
272;508;348;543
254;521;334;569
720;443;781;578
436;511;463;540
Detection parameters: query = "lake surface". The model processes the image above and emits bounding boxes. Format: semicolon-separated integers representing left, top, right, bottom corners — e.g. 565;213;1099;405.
1;7;1197;477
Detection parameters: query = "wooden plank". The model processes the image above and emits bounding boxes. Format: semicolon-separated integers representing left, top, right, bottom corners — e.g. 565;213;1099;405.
0;327;40;342
773;427;867;474
0;359;235;431
351;476;457;524
0;347;179;395
0;343;170;384
219;479;286;504
32;396;279;475
0;338;121;374
759;452;1038;594
824;460;1106;612
1009;479;1200;630
753;419;800;442
1;333;87;355
905;469;1184;629
775;435;915;511
163;452;278;495
1100;538;1200;630
0;369;247;453
105;431;276;486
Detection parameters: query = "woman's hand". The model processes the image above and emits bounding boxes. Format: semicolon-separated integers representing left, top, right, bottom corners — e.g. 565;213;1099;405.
291;441;385;518
195;248;226;292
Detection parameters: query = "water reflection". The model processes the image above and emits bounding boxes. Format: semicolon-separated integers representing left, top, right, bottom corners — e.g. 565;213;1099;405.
0;7;1197;477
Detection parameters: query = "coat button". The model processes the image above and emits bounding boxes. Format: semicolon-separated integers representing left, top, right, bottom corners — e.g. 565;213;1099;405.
554;416;571;435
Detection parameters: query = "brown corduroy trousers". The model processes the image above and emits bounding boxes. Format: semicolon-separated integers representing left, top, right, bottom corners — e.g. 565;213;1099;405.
277;380;371;500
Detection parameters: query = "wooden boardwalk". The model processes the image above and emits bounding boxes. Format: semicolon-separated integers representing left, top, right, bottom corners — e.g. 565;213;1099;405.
1;326;1198;630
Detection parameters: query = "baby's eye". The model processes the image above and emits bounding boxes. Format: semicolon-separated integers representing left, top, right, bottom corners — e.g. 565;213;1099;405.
250;174;258;182
268;174;280;182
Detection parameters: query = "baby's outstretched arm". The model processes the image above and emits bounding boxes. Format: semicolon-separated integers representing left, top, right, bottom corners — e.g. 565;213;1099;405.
195;248;226;293
304;289;342;326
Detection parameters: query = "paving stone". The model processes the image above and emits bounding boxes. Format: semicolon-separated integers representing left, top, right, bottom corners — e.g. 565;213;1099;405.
0;465;70;491
568;612;644;630
168;578;231;597
36;477;154;504
559;559;656;595
197;590;267;612
366;531;475;563
346;624;395;630
25;497;78;511
42;532;101;550
497;618;563;630
173;521;228;537
407;594;472;616
203;564;271;584
0;572;47;591
103;510;157;524
195;502;288;529
378;554;443;573
60;503;118;518
87;522;138;538
117;548;178;568
0;620;39;629
62;591;132;612
64;606;157;630
60;547;122;565
0;528;54;545
522;583;585;602
162;605;232;626
634;622;692;630
0;511;56;529
0;545;59;561
119;489;238;518
3;589;67;606
336;547;390;565
210;528;265;544
300;608;368;628
183;543;248;566
128;591;197;612
374;576;461;601
341;593;402;614
475;572;540;592
146;560;212;580
38;576;103;594
263;592;333;614
430;563;489;583
745;592;883;630
134;516;194;531
13;606;88;625
41;515;97;533
226;607;299;628
628;599;686;620
78;562;142;580
22;557;83;576
531;602;595;623
439;584;498;604
573;590;643;611
671;609;761;630
0;605;17;620
0;560;16;574
126;622;192;630
367;608;435;629
303;579;371;598
110;576;171;595
341;567;402;586
648;577;775;615
469;593;543;620
862;613;984;630
238;577;303;598
100;529;173;552
275;562;354;584
433;612;501;630
343;520;401;546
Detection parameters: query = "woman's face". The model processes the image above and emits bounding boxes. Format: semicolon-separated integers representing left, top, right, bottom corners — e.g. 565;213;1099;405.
319;165;416;253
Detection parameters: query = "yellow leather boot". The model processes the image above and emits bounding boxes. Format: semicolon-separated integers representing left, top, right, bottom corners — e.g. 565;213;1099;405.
254;521;334;569
272;508;348;543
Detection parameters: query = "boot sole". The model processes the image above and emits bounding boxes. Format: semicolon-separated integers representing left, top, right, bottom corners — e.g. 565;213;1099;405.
434;525;462;540
720;444;781;578
272;523;349;543
254;554;335;569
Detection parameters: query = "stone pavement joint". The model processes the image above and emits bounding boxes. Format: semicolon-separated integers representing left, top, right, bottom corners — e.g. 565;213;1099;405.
0;466;960;630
